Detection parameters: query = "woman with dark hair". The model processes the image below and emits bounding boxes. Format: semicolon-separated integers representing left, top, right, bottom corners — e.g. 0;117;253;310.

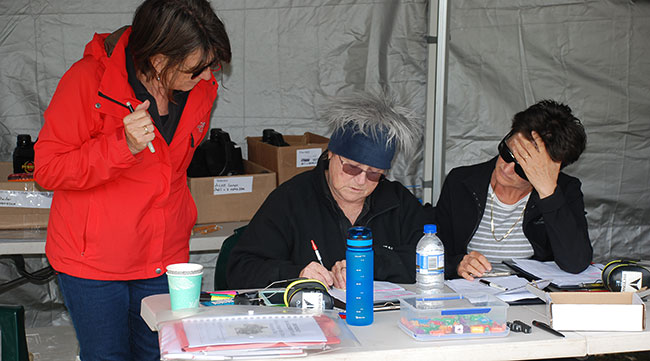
435;100;592;280
34;0;231;359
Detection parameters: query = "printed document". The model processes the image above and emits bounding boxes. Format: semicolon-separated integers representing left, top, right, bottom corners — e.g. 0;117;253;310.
181;314;326;348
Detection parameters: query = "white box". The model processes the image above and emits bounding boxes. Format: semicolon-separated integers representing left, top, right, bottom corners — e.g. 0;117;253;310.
527;284;646;332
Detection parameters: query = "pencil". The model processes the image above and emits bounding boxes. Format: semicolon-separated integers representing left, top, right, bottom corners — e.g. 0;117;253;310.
310;239;324;267
126;101;155;153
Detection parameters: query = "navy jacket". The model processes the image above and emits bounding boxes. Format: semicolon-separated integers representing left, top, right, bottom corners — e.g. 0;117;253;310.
436;157;592;279
227;155;428;289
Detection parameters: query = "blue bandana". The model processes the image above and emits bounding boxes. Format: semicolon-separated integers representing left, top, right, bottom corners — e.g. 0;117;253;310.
328;124;395;170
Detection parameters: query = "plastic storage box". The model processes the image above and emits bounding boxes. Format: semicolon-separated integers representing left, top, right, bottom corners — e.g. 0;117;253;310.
398;293;509;340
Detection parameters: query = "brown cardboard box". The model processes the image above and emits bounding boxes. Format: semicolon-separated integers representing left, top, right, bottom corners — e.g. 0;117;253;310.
0;162;51;229
246;132;329;185
188;160;276;223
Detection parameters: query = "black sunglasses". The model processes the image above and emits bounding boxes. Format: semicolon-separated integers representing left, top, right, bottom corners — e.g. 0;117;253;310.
190;61;222;79
497;132;528;181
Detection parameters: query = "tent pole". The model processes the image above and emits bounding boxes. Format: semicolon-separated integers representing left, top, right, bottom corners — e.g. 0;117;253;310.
423;0;449;205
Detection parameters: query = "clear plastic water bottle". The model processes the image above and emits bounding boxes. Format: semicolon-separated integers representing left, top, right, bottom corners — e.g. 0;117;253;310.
346;226;373;326
415;224;444;293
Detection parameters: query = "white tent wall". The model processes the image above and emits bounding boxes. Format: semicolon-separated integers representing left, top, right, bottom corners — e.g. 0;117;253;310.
444;0;650;263
0;0;648;329
0;0;429;327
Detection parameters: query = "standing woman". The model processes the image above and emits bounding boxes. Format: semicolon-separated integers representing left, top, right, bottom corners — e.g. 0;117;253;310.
34;0;231;360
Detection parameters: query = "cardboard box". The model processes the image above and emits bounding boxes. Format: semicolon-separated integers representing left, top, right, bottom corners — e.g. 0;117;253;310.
526;284;646;331
0;162;51;229
247;132;329;185
188;160;276;223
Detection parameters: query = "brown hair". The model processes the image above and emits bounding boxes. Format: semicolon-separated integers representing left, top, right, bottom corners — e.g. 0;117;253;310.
129;0;231;100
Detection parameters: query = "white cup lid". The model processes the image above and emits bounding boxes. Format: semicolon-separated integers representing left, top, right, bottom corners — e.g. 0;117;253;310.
166;263;203;276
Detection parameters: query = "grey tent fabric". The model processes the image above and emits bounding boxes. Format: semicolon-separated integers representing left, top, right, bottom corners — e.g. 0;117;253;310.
0;0;649;328
445;0;650;263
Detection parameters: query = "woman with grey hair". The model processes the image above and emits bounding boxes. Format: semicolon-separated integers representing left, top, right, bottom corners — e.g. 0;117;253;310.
227;91;428;289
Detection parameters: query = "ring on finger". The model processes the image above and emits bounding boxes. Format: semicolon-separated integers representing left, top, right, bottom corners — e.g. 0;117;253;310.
143;125;149;134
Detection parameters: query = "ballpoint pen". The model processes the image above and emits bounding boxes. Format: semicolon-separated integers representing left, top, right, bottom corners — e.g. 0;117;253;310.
532;320;565;338
479;279;508;291
310;239;324;267
126;101;155;153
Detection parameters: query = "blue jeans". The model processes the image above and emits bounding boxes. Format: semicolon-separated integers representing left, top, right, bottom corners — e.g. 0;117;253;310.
57;273;168;361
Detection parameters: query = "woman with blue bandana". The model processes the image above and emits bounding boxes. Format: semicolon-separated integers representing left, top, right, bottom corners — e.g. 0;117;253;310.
227;91;427;289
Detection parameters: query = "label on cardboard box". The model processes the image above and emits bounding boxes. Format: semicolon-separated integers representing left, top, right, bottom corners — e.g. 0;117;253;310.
296;148;322;168
213;176;253;195
0;190;52;208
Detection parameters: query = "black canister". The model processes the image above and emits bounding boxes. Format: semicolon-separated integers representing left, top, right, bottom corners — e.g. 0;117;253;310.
13;134;35;174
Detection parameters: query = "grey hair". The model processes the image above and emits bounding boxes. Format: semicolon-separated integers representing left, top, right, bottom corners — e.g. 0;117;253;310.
320;91;421;156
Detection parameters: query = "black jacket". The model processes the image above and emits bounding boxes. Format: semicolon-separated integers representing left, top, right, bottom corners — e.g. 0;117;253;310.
436;157;592;279
227;156;428;289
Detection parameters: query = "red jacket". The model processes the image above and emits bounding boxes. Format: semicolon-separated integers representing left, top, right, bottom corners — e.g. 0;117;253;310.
34;27;217;280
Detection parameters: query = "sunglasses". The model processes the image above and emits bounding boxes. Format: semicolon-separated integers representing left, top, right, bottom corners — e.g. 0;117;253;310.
337;156;384;182
190;61;222;79
497;132;528;181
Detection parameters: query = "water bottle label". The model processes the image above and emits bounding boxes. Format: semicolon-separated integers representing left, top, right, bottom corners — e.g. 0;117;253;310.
416;252;444;275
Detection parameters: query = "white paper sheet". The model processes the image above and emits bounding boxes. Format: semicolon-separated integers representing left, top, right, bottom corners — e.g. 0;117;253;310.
512;259;602;287
445;276;549;303
329;281;417;304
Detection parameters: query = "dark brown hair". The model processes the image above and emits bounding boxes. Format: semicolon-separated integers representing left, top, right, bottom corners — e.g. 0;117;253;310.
511;99;587;168
129;0;231;100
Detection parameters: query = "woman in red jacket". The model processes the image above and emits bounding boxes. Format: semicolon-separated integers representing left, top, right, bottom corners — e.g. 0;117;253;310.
34;1;231;360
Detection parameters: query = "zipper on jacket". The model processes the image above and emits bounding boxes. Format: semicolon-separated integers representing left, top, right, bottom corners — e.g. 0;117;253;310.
98;91;131;111
466;191;483;245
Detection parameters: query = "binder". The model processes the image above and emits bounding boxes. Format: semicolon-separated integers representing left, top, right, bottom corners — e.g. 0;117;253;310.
174;313;340;354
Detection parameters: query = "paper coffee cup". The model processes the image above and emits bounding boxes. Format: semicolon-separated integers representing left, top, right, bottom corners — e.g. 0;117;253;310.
166;263;203;310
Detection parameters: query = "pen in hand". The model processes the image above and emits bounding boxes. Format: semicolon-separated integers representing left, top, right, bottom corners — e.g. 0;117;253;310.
126;101;155;153
310;239;324;267
532;320;565;338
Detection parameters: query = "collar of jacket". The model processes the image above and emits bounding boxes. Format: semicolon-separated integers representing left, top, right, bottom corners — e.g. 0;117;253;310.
88;26;218;146
460;156;541;222
312;152;400;220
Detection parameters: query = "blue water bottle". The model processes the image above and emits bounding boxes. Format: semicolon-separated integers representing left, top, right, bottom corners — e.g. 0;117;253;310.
346;226;373;326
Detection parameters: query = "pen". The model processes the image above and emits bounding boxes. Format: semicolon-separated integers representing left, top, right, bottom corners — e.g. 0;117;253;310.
310;239;324;267
532;320;565;338
578;281;604;288
126;101;155;153
482;271;512;277
479;279;508;291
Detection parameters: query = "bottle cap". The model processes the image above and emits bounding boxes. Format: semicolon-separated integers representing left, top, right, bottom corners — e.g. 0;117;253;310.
347;226;372;247
17;134;32;145
424;224;437;233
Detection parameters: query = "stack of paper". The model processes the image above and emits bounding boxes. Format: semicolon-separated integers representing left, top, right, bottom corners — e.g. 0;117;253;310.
329;281;417;307
509;259;602;288
445;276;550;303
159;312;342;360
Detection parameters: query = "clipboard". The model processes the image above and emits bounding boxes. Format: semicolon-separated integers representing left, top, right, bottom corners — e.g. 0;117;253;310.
502;260;604;291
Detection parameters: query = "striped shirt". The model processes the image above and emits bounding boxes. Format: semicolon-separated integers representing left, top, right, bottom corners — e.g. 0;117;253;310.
467;185;533;264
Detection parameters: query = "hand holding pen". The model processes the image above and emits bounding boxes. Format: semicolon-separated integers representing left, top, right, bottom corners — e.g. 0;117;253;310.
123;100;156;154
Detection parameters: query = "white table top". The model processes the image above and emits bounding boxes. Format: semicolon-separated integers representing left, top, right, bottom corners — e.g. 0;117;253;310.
0;221;247;256
141;293;650;360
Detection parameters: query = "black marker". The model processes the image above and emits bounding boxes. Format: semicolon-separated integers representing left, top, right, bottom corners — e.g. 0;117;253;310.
126;101;155;153
532;320;565;338
479;279;507;291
